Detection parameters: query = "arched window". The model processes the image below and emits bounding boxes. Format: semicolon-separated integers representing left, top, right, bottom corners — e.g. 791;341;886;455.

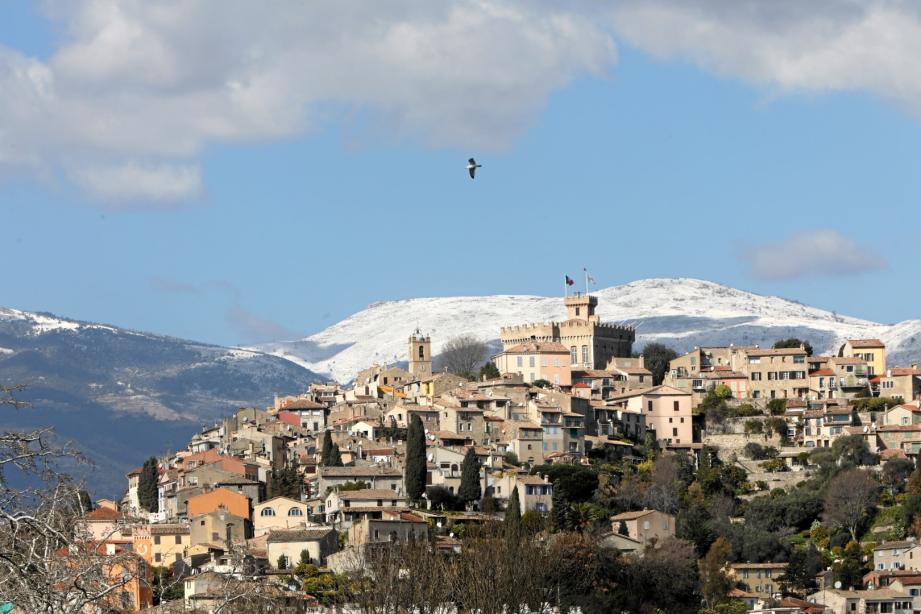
418;345;425;359
260;507;276;517
288;507;303;517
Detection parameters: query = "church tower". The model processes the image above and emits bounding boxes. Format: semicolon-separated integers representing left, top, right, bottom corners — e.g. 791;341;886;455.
408;329;432;379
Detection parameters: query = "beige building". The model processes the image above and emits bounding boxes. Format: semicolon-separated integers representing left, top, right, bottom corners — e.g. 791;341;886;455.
324;488;409;524
607;385;693;446
254;496;313;536
133;523;189;567
438;404;487;445
189;508;246;548
806;588;912;614
874;540;921;572
878;367;921;402
499;293;634;370
728;562;787;599
347;510;428;545
515;474;553;513
266;527;338;567
841;339;887;377
610;509;675;546
493;341;572;386
741;347;809;401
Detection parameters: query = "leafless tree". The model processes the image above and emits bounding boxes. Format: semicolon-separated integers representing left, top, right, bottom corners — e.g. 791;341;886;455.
435;335;489;376
823;467;880;541
0;384;148;613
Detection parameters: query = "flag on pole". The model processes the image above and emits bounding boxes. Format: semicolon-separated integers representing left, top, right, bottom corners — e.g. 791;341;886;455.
565;275;575;286
587;273;596;285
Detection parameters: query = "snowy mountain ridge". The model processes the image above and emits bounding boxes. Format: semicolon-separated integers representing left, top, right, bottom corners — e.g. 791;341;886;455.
255;278;921;383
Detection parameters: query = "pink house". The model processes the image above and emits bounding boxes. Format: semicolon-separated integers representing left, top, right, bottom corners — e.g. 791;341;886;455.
608;385;693;446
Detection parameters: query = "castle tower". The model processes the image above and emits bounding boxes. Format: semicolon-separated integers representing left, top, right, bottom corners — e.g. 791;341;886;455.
564;293;598;322
408;329;432;379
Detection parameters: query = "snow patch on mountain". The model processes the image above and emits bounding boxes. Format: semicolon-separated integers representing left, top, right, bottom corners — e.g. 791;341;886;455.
256;278;921;383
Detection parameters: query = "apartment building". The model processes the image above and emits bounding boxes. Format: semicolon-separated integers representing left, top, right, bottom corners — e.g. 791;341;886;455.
741;347;809;401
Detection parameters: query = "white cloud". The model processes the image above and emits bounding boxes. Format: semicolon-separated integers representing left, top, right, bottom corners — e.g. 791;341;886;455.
0;1;617;206
70;162;202;204
741;229;887;280
607;1;921;108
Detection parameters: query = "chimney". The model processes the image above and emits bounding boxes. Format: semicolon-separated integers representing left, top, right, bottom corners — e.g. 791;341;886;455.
913;363;919;370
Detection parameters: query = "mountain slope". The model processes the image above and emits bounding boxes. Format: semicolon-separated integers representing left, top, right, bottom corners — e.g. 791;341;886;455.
0;307;322;496
257;278;921;382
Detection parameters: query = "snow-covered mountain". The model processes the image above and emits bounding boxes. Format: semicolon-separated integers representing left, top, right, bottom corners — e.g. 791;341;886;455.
256;278;921;383
0;306;322;496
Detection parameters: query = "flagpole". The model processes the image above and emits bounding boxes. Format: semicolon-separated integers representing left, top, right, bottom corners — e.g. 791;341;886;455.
584;268;588;296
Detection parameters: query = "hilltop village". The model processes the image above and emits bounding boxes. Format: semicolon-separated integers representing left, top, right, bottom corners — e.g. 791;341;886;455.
65;294;921;612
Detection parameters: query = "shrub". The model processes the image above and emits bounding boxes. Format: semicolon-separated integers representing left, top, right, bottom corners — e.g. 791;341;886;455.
762;458;788;472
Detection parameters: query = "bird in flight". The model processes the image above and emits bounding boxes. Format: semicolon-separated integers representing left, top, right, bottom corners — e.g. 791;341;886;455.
467;158;482;179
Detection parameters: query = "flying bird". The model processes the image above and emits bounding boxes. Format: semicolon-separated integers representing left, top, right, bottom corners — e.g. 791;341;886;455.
467;158;482;179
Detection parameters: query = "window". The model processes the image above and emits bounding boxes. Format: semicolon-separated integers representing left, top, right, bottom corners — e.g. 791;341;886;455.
516;356;523;368
673;401;679;412
261;507;276;517
175;535;182;544
793;355;805;363
672;428;678;437
288;507;303;516
570;347;577;365
155;553;161;563
154;535;161;545
581;345;589;365
529;356;535;368
419;345;425;359
751;372;762;381
647;401;653;412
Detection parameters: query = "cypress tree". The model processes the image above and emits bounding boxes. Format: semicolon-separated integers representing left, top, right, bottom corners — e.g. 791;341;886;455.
138;457;159;513
405;415;426;501
320;431;333;466
458;447;482;505
504;486;521;537
330;445;343;467
551;482;573;532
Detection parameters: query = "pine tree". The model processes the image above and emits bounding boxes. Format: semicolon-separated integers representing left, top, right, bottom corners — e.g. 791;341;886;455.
551;482;573;532
330;445;343;467
405;415;427;501
458;447;482;505
138;457;159;513
504;486;521;537
320;431;333;466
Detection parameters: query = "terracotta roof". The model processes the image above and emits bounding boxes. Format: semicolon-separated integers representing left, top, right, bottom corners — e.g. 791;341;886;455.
281;399;326;410
810;369;835;376
887;368;921;377
848;339;885;348
84;507;123;521
127;466;144;477
873;540;921;551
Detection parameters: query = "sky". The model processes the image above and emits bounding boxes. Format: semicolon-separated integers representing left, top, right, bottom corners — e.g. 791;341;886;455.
2;1;921;347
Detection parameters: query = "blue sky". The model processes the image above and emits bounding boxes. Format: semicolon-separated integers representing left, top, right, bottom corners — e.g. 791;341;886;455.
2;2;920;346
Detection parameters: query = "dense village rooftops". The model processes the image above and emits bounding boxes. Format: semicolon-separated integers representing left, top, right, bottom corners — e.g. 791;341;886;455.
266;528;334;543
847;338;886;348
503;341;570;354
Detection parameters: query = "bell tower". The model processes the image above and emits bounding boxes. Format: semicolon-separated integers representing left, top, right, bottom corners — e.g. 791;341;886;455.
408;329;432;379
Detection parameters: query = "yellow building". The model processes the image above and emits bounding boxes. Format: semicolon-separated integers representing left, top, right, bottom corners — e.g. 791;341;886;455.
133;523;190;567
841;338;886;377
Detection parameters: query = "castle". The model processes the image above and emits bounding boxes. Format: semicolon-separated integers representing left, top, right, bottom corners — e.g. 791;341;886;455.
499;293;634;370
